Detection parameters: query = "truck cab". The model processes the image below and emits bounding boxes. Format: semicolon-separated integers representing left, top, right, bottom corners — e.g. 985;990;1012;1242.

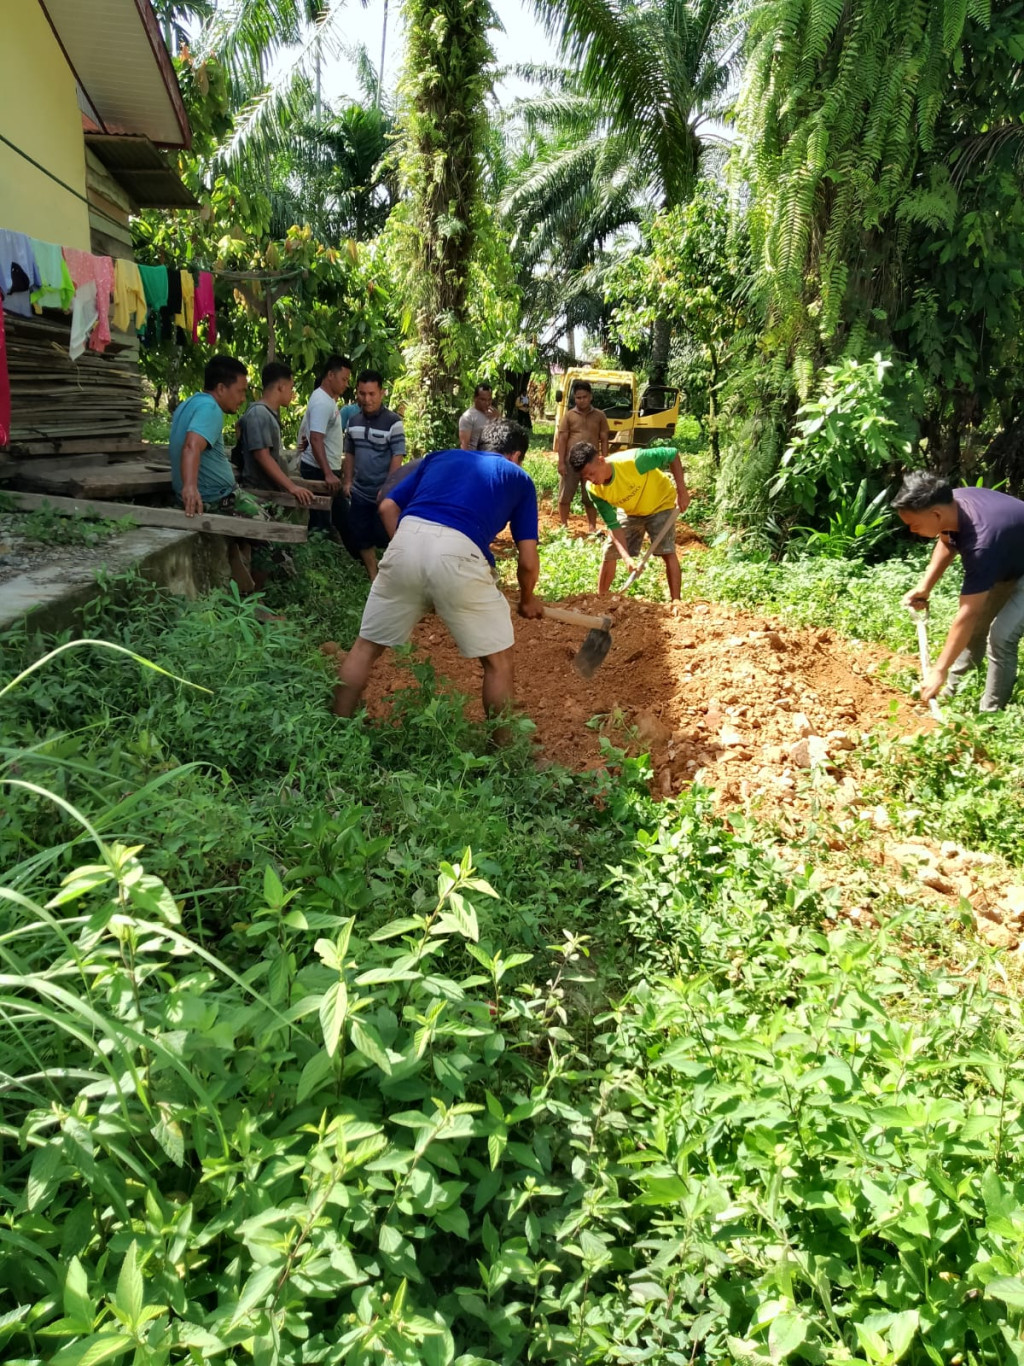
553;368;680;447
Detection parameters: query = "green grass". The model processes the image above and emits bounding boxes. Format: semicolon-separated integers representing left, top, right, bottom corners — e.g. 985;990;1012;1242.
2;534;1024;1365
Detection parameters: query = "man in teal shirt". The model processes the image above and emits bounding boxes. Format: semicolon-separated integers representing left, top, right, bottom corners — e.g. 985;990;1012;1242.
170;356;256;517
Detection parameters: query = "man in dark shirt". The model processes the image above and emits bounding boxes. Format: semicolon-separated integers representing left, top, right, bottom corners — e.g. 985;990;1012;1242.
343;370;406;581
236;360;314;507
334;419;543;730
893;471;1024;709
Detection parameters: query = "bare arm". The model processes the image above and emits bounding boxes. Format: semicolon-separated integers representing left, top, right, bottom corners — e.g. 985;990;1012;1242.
598;415;610;461
309;432;341;492
902;537;957;609
180;432;207;517
251;447;314;506
379;497;401;539
515;539;543;617
922;591;990;701
669;453;691;513
556;424;568;472
459;425;472;451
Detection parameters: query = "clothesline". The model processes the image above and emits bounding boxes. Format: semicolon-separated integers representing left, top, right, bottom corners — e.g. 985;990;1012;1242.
0;226;221;357
0;222;313;448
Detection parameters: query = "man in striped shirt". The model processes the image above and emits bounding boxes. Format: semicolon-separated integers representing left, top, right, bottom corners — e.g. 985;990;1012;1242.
568;441;690;599
343;370;407;581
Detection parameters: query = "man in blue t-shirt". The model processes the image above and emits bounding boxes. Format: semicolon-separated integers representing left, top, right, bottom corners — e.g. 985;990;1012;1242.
894;471;1024;710
334;419;543;728
170;355;256;518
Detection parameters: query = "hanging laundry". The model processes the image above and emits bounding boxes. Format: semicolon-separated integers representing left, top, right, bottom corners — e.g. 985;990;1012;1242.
193;271;216;345
30;239;74;312
0;229;40;318
138;263;169;312
63;248;114;353
0;297;10;448
137;263;169;345
112;258;147;332
68;280;98;361
174;270;195;336
162;265;183;341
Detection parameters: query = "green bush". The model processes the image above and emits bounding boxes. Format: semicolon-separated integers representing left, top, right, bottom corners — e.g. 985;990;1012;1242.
3;545;1024;1365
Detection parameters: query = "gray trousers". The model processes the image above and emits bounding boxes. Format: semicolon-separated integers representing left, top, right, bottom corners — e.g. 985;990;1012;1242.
943;577;1024;711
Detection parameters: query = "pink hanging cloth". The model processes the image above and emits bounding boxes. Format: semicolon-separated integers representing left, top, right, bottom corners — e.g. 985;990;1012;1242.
192;271;217;345
62;248;115;352
0;296;10;447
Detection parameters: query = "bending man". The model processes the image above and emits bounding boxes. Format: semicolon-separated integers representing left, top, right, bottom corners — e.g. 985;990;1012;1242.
335;419;543;725
894;471;1024;709
567;441;690;599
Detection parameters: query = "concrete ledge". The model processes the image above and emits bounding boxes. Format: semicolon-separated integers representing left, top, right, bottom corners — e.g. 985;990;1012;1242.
0;528;233;634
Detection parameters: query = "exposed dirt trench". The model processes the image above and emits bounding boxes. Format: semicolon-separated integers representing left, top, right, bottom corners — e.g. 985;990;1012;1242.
358;591;922;804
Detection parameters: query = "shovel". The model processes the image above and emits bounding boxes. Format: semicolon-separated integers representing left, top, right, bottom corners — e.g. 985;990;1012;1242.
542;605;614;677
908;605;942;719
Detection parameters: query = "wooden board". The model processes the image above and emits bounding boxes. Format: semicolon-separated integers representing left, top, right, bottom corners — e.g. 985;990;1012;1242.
3;460;172;499
4;491;307;544
9;437;145;456
244;487;333;511
68;465;173;499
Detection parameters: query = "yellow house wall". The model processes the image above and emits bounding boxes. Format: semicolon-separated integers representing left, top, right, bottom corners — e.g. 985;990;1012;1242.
0;2;91;250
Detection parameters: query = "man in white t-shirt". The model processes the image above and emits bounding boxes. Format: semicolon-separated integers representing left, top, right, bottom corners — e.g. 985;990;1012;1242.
298;354;358;553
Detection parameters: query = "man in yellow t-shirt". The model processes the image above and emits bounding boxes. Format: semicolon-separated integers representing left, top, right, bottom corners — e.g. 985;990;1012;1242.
567;441;690;599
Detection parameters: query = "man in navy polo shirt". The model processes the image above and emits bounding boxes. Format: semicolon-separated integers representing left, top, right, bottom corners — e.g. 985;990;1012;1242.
893;471;1024;710
343;370;406;581
334;419;543;729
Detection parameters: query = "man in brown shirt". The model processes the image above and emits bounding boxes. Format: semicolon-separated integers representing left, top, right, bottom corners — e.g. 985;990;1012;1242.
555;381;609;531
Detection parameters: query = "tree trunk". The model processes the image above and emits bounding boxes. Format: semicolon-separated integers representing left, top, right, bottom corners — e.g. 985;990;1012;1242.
650;314;671;385
707;341;721;467
983;413;1024;497
398;0;493;452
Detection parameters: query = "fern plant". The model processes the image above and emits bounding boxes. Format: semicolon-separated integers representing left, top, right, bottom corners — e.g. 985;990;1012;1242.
735;0;990;386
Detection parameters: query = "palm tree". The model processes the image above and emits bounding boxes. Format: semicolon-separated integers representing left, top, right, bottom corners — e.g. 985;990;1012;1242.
397;0;495;450
498;82;647;363
516;0;741;378
288;101;400;240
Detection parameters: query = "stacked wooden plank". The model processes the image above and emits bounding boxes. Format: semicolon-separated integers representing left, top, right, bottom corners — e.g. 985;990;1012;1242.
3;313;144;455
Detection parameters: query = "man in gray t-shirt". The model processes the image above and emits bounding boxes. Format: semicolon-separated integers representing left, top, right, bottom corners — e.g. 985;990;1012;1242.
236;361;313;507
458;382;497;450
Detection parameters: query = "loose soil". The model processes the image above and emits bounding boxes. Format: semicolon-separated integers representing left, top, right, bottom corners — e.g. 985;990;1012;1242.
342;594;1024;953
353;590;923;808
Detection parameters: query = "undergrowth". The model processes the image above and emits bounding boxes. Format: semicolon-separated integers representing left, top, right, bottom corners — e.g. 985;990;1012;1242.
2;542;1024;1363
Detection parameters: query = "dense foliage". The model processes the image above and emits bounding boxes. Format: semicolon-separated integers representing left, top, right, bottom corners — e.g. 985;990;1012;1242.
2;534;1024;1365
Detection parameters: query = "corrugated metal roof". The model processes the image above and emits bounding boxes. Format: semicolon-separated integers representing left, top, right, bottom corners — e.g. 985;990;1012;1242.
86;134;199;208
38;0;190;148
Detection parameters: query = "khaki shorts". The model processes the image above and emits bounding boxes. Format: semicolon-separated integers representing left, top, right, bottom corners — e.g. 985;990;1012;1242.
358;517;514;658
603;507;677;562
557;464;595;509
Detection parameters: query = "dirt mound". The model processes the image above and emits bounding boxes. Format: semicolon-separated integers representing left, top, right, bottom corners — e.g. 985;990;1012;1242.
358;592;925;805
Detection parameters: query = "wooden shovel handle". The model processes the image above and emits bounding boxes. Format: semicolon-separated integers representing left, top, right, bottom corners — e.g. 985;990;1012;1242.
543;605;612;630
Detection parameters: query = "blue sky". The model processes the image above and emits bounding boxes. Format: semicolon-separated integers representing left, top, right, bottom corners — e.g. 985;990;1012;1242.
312;0;558;109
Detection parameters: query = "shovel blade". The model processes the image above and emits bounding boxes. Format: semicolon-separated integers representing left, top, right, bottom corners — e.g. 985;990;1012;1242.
573;627;613;678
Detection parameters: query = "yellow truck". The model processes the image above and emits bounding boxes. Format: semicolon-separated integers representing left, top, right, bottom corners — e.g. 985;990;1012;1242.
553;368;681;447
